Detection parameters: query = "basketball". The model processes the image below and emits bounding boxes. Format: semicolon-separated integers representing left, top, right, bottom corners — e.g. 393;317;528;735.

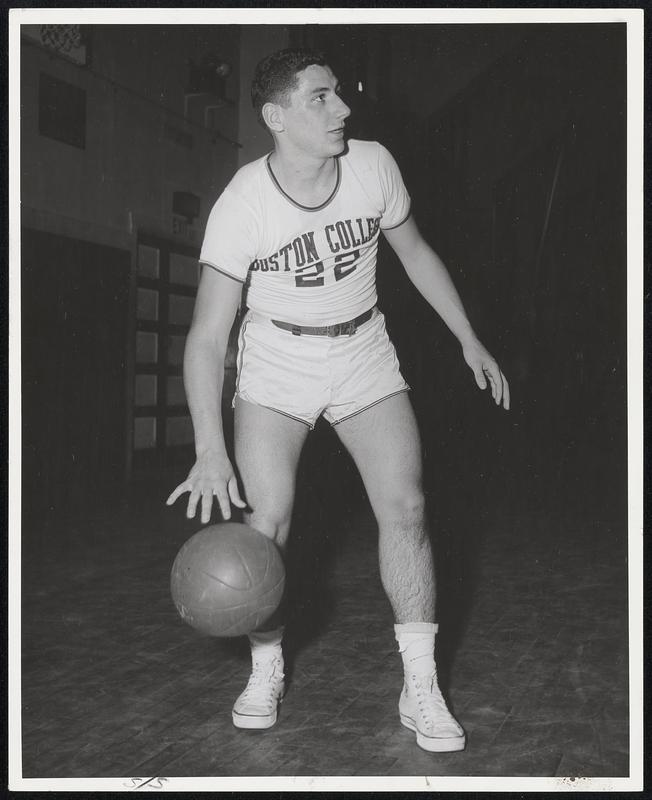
170;523;285;637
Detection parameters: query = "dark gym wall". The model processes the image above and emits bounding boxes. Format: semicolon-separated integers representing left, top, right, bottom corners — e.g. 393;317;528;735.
21;25;242;238
21;25;248;532
299;24;627;536
21;230;131;527
412;24;626;532
21;23;628;547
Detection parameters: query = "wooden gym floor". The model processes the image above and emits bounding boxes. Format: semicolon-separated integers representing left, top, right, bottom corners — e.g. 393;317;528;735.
20;450;629;781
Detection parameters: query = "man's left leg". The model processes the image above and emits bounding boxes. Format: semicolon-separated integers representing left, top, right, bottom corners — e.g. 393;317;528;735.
333;392;465;752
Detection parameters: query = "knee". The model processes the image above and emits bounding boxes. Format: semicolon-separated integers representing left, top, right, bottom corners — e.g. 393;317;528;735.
246;510;292;551
376;487;427;529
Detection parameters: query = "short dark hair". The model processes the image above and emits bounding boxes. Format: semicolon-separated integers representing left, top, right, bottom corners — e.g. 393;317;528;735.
251;48;329;128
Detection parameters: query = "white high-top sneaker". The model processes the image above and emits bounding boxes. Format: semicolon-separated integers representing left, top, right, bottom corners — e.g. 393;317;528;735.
399;671;466;752
232;656;285;730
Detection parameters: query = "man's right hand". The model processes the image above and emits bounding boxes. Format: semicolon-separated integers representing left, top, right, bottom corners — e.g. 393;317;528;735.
166;450;247;524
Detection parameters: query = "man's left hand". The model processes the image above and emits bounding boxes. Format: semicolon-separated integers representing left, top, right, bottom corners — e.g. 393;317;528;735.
462;338;510;410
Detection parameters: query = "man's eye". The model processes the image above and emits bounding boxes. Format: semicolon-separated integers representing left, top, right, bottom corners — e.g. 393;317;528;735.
315;94;326;102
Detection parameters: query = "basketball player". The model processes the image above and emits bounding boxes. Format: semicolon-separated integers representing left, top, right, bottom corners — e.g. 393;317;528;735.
167;49;509;753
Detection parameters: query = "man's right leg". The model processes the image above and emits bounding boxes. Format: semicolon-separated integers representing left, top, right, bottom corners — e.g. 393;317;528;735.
231;396;309;729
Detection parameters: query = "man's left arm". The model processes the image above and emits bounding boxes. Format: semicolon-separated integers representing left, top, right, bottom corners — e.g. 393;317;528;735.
383;215;510;410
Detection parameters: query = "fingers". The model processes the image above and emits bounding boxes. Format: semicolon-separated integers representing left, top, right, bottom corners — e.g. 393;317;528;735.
228;476;248;509
166;483;187;505
466;342;510;411
168;474;246;523
483;366;497;402
200;489;215;524
484;363;501;404
214;486;232;522
186;487;202;520
188;485;224;522
214;477;248;519
501;372;511;411
480;362;511;411
484;365;511;410
474;368;487;391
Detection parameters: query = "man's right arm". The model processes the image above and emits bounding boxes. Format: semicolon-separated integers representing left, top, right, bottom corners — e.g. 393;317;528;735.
166;265;247;523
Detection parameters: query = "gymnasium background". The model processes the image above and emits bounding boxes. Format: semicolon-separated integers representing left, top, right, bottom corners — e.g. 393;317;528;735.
18;21;630;780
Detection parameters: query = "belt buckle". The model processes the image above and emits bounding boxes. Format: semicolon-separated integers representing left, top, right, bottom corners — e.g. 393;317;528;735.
328;320;356;337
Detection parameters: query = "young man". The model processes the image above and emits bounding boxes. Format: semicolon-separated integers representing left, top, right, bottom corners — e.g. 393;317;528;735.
167;49;509;753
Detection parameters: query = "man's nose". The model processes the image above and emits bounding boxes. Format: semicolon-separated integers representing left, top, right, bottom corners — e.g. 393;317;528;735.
336;95;351;119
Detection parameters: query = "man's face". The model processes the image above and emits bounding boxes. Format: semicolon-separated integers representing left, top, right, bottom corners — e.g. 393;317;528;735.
277;64;351;158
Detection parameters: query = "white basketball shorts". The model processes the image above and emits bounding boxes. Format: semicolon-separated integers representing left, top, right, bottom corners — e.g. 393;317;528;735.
234;307;410;428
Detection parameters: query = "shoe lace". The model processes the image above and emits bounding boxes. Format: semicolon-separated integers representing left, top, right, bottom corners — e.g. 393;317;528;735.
242;658;283;708
411;672;455;729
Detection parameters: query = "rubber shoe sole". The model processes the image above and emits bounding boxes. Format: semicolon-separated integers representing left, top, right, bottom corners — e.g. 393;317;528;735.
232;698;281;730
400;712;466;752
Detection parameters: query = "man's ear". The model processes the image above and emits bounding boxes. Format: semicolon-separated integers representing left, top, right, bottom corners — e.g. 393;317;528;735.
262;102;284;133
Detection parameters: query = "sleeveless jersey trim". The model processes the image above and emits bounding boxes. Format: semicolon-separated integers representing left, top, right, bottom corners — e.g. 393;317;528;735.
380;208;411;231
200;260;246;283
265;154;342;212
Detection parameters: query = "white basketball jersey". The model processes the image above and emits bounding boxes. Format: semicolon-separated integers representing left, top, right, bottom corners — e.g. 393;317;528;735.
199;139;411;326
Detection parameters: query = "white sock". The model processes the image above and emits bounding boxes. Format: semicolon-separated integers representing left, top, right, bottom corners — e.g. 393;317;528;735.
394;622;438;678
248;627;284;667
